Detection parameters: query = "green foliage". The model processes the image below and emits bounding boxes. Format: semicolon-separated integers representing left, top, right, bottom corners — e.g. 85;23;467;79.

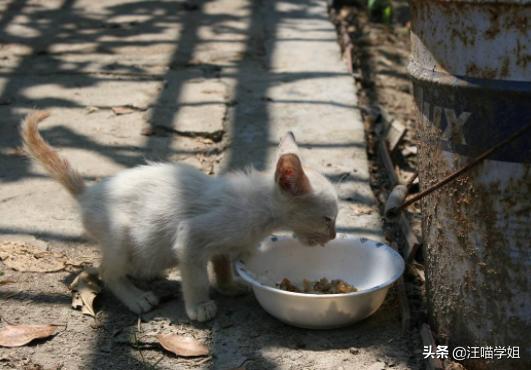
382;4;393;24
368;0;393;24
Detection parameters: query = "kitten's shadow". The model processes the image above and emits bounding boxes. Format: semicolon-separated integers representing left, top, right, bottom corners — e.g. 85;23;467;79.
60;272;408;369
136;277;191;323
97;280;278;369
61;271;191;325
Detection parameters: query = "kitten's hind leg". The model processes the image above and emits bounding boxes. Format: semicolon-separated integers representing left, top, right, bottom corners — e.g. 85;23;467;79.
99;237;159;314
211;254;250;297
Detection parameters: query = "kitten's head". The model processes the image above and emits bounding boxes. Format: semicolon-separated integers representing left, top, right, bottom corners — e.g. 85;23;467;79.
274;132;338;246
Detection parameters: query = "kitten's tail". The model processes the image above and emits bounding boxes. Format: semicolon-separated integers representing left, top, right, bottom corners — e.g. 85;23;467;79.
21;111;86;197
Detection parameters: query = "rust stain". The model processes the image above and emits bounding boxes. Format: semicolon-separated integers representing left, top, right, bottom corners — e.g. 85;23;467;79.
484;5;501;40
478;68;497;79
505;8;528;34
450;28;476;48
466;63;497;79
515;39;529;68
466;63;478;76
500;57;510;78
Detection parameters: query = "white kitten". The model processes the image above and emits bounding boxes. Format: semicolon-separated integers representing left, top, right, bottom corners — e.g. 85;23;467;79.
21;111;338;321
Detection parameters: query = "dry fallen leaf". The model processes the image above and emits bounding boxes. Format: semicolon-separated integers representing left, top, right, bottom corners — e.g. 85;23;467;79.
0;241;66;273
140;126;154;136
0;279;15;286
69;268;102;317
157;334;209;357
0;324;58;347
86;106;99;114
351;204;374;216
112;106;135;115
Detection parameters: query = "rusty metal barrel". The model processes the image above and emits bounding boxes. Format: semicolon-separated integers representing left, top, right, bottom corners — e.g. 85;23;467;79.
408;1;530;369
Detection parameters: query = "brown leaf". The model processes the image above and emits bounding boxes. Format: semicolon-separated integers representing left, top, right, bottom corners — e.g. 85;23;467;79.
0;241;65;273
0;324;57;347
157;334;209;357
86;106;99;114
112;106;135;115
69;268;102;317
351;204;374;216
140;126;154;136
0;279;16;286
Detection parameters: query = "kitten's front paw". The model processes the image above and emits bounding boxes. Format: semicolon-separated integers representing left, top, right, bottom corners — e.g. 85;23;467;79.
216;279;250;297
186;300;217;322
124;291;159;314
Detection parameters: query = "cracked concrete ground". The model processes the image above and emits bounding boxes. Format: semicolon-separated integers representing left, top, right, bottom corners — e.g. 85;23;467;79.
0;0;420;369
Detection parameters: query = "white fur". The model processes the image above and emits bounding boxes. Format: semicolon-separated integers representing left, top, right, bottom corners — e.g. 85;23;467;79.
48;131;339;320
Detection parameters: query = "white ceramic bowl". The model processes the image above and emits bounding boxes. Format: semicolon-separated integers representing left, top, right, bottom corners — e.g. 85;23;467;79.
236;235;405;329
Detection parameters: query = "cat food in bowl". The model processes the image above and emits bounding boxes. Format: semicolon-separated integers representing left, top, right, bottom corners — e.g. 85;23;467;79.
235;235;404;329
277;277;358;294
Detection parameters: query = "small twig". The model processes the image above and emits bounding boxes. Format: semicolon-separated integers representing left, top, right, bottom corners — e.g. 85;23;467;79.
54;323;69;336
345;44;353;74
152;354;165;367
236;357;255;368
379;140;399;185
406;172;418;188
134;331;148;367
193;356;212;365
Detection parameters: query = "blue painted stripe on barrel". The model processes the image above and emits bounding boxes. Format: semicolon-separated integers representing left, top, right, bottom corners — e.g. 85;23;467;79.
410;64;531;163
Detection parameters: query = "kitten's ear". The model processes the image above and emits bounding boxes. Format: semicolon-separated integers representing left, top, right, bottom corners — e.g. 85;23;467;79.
278;131;299;156
275;153;312;196
275;132;311;196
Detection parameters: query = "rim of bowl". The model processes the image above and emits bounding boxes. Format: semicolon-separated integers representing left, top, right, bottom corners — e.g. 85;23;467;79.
235;235;405;299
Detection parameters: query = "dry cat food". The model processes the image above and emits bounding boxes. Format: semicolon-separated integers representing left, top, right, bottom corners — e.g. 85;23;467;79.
277;277;358;294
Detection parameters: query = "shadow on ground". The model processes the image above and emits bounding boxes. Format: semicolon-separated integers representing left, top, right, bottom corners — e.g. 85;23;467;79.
0;0;415;369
